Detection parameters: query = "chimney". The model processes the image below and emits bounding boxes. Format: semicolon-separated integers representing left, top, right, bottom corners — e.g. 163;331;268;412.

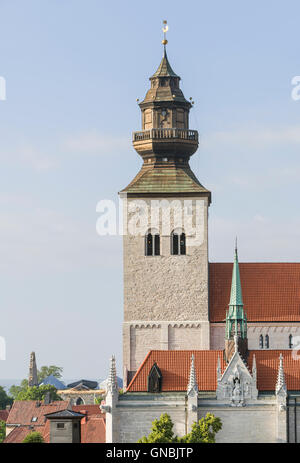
6;404;11;411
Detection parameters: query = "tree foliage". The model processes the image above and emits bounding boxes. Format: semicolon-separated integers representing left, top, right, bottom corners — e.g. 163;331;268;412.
138;412;222;444
37;365;63;383
0;386;13;409
9;365;63;399
15;385;61;402
22;431;44;443
0;420;6;443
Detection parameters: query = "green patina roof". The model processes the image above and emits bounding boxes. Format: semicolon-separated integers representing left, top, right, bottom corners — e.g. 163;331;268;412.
229;246;244;307
120;166;210;195
151;49;179;79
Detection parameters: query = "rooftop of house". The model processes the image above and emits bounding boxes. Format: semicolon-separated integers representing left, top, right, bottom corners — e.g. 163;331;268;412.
126;349;300;393
4;402;106;443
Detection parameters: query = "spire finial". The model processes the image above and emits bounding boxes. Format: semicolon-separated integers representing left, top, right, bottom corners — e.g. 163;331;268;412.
187;354;198;396
107;355;118;394
235;236;238;254
276;353;287;395
162;20;168;49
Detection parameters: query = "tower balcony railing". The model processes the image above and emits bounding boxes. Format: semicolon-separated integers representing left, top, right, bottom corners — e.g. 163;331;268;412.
132;128;198;142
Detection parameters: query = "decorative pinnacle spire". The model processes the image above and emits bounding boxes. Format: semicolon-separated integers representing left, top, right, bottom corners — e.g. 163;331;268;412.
217;356;222;381
276;353;287;395
107;355;118;394
187;354;198;396
252;354;257;384
162;20;168;46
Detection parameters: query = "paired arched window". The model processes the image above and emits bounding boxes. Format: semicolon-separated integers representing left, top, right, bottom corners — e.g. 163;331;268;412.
145;229;160;256
171;229;186;255
265;334;269;349
289;334;293;349
259;335;264;349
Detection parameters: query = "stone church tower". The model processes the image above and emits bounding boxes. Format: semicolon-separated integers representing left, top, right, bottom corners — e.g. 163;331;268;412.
120;33;211;385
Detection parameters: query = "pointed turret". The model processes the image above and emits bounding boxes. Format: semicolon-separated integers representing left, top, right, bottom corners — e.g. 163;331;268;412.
107;355;118;394
121;21;210;200
276;354;287;396
225;243;248;362
28;351;38;387
187;354;198;396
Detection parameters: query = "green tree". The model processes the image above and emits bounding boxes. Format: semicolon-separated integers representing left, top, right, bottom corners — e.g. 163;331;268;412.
0;420;6;443
37;365;63;383
15;385;61;402
9;365;63;399
138;413;177;443
180;413;222;443
23;431;44;443
0;386;13;409
138;412;222;444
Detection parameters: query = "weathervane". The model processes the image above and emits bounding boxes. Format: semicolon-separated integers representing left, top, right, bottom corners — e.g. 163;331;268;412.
162;20;168;47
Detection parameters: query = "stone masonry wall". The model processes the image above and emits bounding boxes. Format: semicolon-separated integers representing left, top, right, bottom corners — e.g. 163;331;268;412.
123;196;210;372
211;323;300;350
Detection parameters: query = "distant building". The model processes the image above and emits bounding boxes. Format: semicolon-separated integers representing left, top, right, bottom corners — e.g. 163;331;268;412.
58;380;104;406
4;400;105;443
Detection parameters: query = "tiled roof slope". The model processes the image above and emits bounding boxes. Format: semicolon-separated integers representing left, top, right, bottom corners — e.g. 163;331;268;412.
4;402;106;443
127;349;300;393
121;166;210;195
127;350;226;392
0;409;9;422
249;350;300;391
6;400;68;426
210;263;300;322
73;405;106;443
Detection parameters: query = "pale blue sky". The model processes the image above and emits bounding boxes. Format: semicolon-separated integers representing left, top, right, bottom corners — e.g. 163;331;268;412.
0;0;300;380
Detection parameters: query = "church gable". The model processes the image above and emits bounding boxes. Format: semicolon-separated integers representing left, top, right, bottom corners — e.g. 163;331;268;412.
216;349;258;405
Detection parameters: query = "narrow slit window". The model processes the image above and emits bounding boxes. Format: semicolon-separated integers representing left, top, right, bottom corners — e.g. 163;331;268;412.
171;230;186;255
145;230;160;256
289;334;293;349
265;334;269;349
259;334;263;349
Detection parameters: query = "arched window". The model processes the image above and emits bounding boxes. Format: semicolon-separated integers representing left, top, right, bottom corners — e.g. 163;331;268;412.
265;334;269;349
147;363;162;393
171;229;186;255
289;334;293;349
145;229;160;256
259;335;263;349
75;397;84;405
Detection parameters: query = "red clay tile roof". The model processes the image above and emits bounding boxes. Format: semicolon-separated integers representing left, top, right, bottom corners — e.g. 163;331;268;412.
3;426;32;443
209;263;300;322
127;350;226;392
73;405;106;443
127;349;300;393
6;400;69;427
249;350;300;391
4;402;106;443
0;410;9;422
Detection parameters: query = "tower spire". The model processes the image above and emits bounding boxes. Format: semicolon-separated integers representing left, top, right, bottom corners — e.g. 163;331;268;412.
28;351;38;387
225;242;248;362
187;354;198;396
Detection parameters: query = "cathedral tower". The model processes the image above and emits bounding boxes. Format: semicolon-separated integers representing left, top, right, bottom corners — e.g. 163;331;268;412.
120;25;211;385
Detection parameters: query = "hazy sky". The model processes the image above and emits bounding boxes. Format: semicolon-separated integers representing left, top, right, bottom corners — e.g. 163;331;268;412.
0;0;300;381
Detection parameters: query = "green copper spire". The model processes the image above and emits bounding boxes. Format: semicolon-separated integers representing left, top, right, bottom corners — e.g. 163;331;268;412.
229;240;244;306
225;241;247;340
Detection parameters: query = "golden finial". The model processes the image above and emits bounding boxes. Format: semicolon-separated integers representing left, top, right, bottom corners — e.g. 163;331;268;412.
162;20;168;46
